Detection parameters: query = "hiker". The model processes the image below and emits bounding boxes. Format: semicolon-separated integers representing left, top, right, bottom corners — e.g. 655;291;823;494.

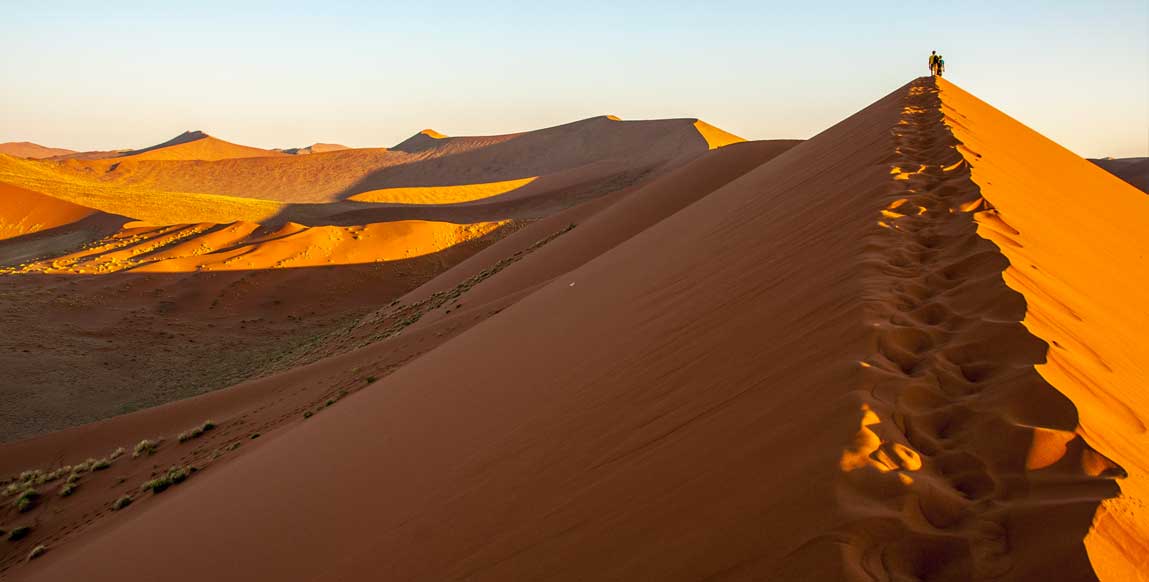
928;51;939;75
936;54;945;77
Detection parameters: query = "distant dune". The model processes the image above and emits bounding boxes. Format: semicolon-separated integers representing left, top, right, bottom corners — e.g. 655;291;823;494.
275;143;350;155
0;116;745;221
110;130;289;161
0;142;76;159
1090;157;1149;192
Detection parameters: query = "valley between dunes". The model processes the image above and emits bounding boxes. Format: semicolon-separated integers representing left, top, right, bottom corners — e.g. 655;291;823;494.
0;78;1146;581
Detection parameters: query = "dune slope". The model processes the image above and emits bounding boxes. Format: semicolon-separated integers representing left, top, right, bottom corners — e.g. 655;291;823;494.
938;77;1149;581
14;78;1138;581
0;138;796;575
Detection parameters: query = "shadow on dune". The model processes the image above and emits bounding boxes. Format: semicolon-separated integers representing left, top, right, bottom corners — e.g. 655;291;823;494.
329;116;715;200
0;224;517;443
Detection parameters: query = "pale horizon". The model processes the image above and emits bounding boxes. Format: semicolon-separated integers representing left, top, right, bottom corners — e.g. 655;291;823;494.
3;0;1146;158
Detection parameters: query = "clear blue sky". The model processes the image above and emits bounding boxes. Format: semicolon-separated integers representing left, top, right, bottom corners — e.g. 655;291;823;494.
2;0;1146;157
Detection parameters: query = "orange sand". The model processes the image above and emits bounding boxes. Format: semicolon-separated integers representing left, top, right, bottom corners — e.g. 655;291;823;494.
939;77;1149;581
2;79;1143;581
0;183;104;241
348;177;538;204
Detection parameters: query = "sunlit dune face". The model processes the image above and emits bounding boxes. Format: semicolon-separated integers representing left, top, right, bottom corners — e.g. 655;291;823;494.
2;220;507;275
0;183;102;241
348;177;537;205
839;403;922;482
692;120;744;150
935;77;1149;580
0;155;284;224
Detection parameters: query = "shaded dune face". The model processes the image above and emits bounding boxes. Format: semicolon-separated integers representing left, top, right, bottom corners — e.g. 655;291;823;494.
6;78;1142;582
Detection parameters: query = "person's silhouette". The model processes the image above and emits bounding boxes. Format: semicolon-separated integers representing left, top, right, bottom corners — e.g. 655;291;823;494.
928;51;939;75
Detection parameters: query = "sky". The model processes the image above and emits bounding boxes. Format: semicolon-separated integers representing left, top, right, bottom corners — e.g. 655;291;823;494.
2;0;1146;158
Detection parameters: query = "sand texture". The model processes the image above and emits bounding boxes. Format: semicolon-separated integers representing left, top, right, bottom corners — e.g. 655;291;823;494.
1;78;1145;581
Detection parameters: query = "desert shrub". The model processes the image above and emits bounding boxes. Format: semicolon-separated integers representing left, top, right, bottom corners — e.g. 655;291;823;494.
59;482;77;497
303;411;313;419
109;447;126;460
112;495;133;510
15;489;40;512
8;526;32;541
92;458;112;471
366;376;378;384
178;420;218;443
133;439;160;458
27;544;47;560
249;433;261;440
141;466;190;494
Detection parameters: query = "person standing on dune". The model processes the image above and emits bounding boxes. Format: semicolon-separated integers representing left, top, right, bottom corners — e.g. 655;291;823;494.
936;54;945;77
928;51;940;75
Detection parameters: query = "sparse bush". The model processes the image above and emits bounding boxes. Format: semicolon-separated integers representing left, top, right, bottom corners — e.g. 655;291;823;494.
8;526;32;541
133;439;160;458
92;458;112;471
303;411;313;419
178;420;217;443
71;459;96;474
109;447;126;460
27;544;47;561
249;433;261;440
112;495;133;510
141;466;190;494
59;482;77;497
366;376;378;384
324;399;336;407
15;489;40;512
66;473;82;484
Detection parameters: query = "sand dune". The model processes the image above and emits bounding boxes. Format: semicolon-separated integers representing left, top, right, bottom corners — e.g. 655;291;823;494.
2;78;1143;581
275;143;350;155
0;142;76;159
938;77;1148;581
0;116;739;224
3;220;506;275
4;77;1141;581
0;135;794;577
0;183;108;242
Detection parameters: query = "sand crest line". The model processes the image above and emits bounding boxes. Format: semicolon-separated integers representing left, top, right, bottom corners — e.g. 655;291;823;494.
837;77;1122;580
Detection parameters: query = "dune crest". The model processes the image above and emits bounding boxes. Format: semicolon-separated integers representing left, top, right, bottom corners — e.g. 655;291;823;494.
110;130;288;161
692;120;744;149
